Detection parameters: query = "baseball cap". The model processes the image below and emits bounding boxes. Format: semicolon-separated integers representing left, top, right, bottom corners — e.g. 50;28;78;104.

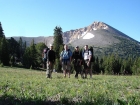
75;46;79;48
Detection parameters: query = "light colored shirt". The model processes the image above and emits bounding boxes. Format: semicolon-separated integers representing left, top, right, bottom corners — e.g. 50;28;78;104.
84;50;92;60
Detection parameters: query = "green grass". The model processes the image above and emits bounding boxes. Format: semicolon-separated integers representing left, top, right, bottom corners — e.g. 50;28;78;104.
0;67;140;105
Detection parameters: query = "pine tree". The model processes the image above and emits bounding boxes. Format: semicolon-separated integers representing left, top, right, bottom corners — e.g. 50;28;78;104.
0;37;9;65
22;40;38;69
132;57;140;75
53;26;63;72
19;37;23;58
30;39;38;69
22;47;31;68
8;37;20;56
0;22;5;38
53;26;63;58
35;42;47;67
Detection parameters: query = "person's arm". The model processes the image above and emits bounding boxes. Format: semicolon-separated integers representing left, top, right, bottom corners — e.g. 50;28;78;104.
60;51;62;61
54;51;56;64
69;50;73;63
80;51;82;64
88;50;92;62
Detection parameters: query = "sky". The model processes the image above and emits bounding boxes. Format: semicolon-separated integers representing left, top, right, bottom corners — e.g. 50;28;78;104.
0;0;140;42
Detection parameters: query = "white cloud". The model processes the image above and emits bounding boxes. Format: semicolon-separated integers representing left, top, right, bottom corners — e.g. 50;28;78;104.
82;33;94;39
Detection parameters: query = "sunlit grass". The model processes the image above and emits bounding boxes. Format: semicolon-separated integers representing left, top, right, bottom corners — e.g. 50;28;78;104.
0;67;140;105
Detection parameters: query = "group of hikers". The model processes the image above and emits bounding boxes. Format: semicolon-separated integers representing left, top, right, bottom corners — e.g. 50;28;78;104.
42;44;93;79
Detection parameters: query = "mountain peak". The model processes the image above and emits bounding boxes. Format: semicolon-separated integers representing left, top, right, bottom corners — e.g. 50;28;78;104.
63;21;109;43
89;21;108;30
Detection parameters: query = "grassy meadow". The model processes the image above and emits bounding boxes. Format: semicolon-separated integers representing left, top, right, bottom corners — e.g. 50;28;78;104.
0;67;140;105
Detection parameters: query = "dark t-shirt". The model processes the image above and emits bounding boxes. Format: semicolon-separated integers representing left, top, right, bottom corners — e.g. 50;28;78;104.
47;50;55;62
72;51;82;60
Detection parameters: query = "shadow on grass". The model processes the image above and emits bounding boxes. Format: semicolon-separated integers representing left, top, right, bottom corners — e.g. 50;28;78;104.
0;95;58;105
0;94;117;105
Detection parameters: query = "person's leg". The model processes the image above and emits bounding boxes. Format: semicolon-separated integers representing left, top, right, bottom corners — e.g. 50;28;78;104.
90;62;93;78
49;62;54;78
67;61;71;78
46;61;50;78
81;65;84;78
62;62;66;77
74;65;78;78
44;59;47;69
90;69;92;78
84;61;88;78
77;65;81;78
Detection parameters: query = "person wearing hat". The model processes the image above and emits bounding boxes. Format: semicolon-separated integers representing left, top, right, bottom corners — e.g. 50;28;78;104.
72;46;82;78
46;44;55;78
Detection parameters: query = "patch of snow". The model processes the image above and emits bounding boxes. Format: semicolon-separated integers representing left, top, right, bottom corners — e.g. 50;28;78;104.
103;26;108;29
81;31;87;37
83;33;94;39
93;28;97;30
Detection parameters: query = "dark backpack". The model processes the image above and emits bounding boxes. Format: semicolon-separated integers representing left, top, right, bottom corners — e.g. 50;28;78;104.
82;47;94;62
43;48;49;59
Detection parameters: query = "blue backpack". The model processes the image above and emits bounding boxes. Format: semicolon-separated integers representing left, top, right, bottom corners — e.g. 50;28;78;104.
61;49;71;60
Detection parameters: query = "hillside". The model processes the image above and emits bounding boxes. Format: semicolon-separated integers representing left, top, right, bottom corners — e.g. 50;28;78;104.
6;21;140;58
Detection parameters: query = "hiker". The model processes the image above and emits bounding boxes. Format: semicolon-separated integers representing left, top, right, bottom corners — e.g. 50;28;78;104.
46;44;55;78
82;45;92;78
60;44;72;78
42;47;48;69
72;46;82;78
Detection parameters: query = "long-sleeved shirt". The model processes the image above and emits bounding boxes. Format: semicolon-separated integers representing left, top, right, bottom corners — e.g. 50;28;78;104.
47;50;55;62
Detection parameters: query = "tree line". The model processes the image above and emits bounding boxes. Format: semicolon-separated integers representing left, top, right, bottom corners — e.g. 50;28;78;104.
0;22;140;75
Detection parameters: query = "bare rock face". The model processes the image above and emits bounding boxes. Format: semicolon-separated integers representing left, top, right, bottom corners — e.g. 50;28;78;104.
8;21;136;48
63;21;108;44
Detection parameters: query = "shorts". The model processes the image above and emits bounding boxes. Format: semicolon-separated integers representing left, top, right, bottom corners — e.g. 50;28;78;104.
84;60;91;69
62;60;71;71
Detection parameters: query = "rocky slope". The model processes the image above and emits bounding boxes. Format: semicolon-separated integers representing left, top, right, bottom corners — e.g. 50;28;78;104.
7;21;139;48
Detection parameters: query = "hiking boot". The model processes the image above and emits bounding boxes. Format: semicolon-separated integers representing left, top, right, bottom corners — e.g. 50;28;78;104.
46;74;50;78
84;76;87;79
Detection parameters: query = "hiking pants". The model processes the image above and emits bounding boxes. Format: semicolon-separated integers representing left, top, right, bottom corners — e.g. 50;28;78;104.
46;61;54;78
73;59;81;78
74;64;81;78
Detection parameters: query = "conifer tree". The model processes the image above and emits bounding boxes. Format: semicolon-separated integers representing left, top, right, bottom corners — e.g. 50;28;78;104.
53;26;63;58
132;57;140;75
19;37;23;58
53;26;63;72
22;39;38;69
0;37;9;65
35;42;47;67
0;22;5;64
0;22;5;38
22;47;31;68
30;39;38;69
8;37;20;56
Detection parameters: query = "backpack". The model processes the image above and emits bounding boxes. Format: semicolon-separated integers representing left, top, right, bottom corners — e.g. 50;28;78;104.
82;47;94;62
61;49;71;59
43;48;49;60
